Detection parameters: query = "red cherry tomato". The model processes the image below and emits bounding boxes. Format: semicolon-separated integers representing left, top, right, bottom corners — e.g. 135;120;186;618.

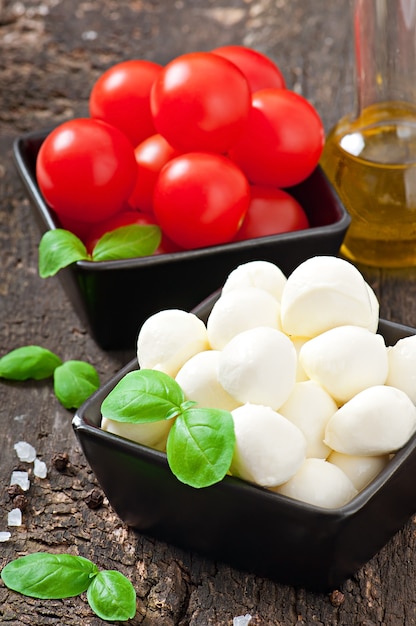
211;45;286;93
234;186;309;241
85;209;182;255
128;134;181;213
150;52;251;153
228;88;325;188
153;153;250;249
36;118;137;223
89;59;162;147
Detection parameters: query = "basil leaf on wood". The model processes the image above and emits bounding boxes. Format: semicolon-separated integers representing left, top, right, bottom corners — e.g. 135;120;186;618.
0;553;98;599
0;345;62;380
86;570;136;621
101;369;185;423
53;360;100;409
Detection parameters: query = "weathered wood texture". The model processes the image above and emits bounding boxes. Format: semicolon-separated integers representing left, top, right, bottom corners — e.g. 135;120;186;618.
2;1;416;624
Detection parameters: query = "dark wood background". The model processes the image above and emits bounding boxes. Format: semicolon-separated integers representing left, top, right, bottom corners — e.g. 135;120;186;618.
2;0;416;624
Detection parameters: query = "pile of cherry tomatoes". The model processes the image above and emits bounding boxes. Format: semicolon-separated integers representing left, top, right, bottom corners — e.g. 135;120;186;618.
36;46;325;253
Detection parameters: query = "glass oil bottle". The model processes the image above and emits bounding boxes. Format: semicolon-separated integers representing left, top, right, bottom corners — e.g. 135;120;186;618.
320;0;416;267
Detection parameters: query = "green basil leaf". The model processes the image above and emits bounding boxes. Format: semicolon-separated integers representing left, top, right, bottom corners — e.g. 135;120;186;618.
53;360;100;409
101;369;185;423
86;570;136;621
166;407;236;488
39;229;89;278
0;552;98;599
0;345;62;380
91;224;161;261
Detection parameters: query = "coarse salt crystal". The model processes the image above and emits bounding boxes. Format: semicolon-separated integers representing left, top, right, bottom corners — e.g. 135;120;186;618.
10;470;30;491
14;441;37;463
34;458;47;479
8;508;22;527
0;531;11;542
233;616;252;626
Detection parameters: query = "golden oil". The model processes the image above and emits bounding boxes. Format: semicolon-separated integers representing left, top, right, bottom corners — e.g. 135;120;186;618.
321;102;416;268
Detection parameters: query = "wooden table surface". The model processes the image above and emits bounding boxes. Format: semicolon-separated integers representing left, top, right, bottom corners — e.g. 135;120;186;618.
2;1;416;624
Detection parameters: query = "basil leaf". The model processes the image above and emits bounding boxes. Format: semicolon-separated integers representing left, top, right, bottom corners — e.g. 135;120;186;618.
166;407;236;488
0;553;98;599
53;360;100;409
87;570;136;621
39;229;89;278
91;224;161;261
101;369;185;423
0;345;62;380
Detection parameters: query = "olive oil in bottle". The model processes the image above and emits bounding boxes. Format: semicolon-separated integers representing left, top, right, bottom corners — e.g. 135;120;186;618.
321;0;416;268
321;102;416;267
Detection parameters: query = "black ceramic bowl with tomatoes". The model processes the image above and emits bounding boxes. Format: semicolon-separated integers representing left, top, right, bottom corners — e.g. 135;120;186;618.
13;48;350;350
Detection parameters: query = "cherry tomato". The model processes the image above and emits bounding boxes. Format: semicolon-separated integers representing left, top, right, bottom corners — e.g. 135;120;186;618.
150;52;251;153
234;186;309;241
89;59;162;147
211;45;286;93
85;209;182;255
153;153;250;249
128;134;181;213
228;88;325;188
36;118;137;223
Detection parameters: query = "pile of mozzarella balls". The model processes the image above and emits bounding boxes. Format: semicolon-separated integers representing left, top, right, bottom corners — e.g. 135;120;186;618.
101;256;416;509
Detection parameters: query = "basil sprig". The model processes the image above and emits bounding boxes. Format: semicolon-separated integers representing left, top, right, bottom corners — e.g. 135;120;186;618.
39;224;161;278
101;369;236;488
1;552;136;621
0;346;99;410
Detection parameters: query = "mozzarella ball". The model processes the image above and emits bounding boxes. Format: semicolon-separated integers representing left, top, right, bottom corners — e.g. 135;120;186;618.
175;350;240;411
207;287;281;350
386;334;416;404
280;256;376;338
327;450;390;491
274;458;358;508
279;380;337;458
231;403;306;487
101;416;172;452
299;325;388;404
137;309;209;377
218;326;297;409
324;385;416;456
222;260;287;301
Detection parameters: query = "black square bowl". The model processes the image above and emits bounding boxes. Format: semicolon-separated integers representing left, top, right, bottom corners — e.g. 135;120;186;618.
72;292;416;592
14;127;350;350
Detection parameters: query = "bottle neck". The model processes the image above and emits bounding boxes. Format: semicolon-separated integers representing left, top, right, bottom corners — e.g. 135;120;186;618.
353;0;416;117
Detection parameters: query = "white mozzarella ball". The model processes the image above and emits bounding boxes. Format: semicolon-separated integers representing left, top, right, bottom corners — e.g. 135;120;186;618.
101;416;172;452
274;458;358;508
218;326;297;410
175;350;241;411
280;256;375;338
207;287;281;350
222;260;287;301
386;334;416;404
231;403;306;487
324;385;416;456
299;325;388;404
137;309;209;377
327;450;390;491
279;380;337;458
